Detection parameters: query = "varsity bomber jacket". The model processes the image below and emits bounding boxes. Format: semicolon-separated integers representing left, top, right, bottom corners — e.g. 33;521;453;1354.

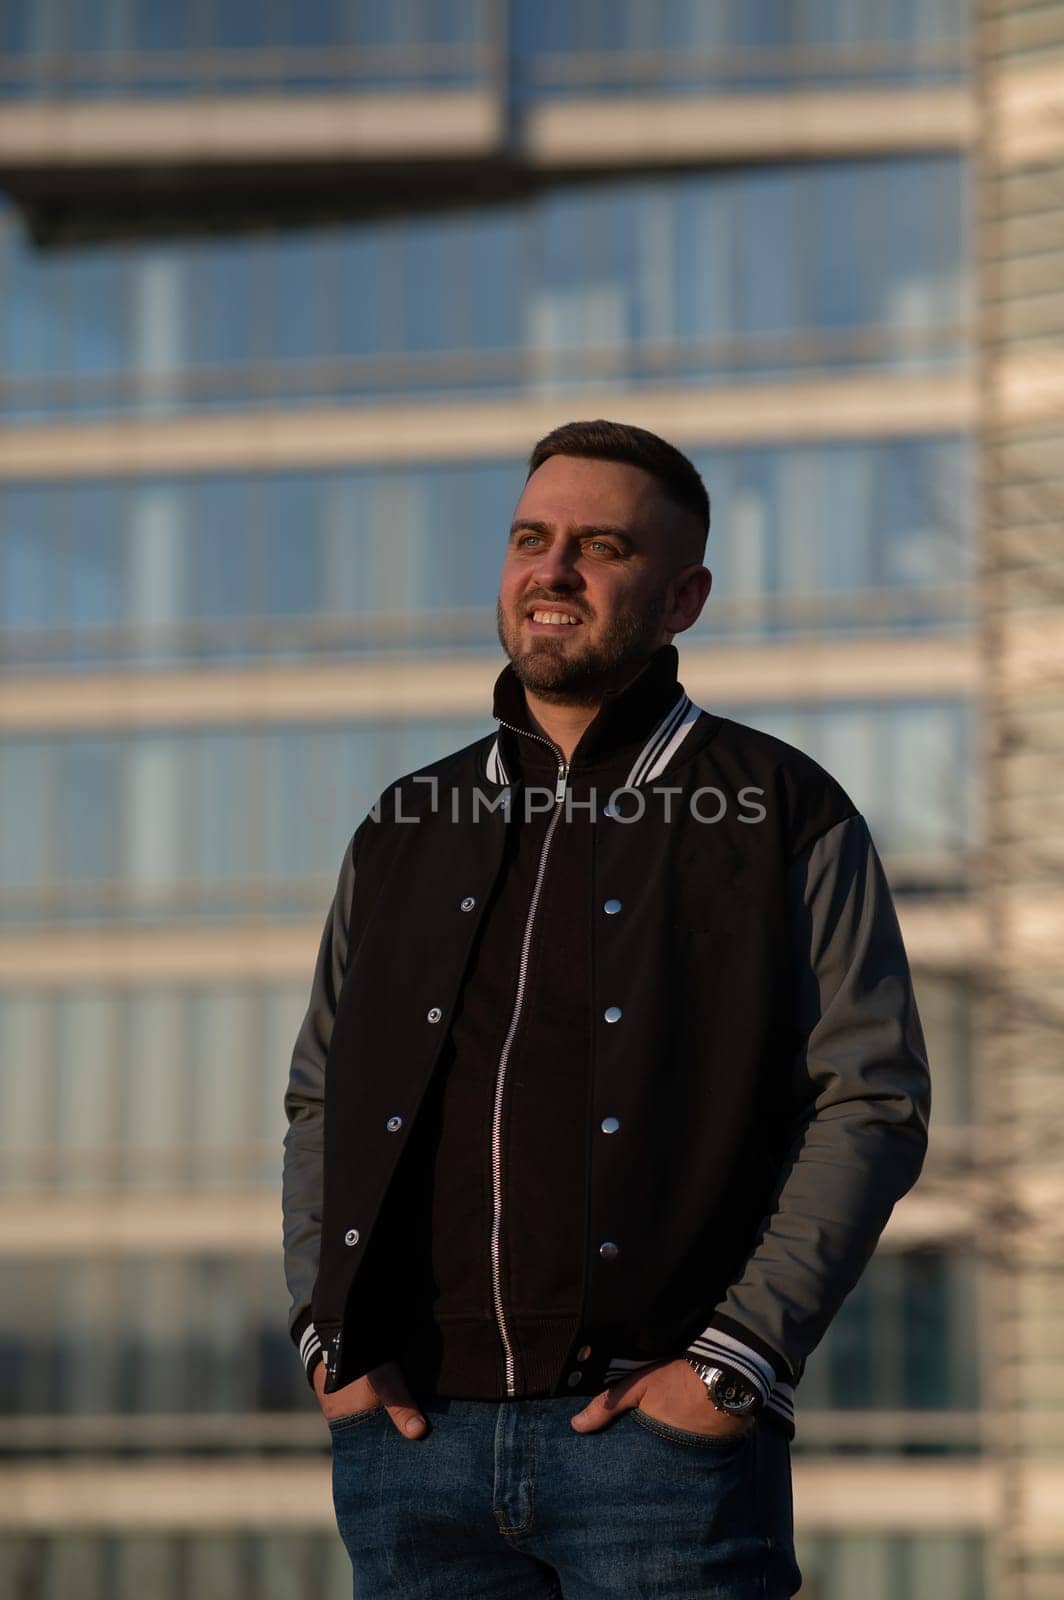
282;644;931;1437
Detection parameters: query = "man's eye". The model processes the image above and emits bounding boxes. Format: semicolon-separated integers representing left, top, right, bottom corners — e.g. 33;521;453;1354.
518;534;541;548
587;540;616;555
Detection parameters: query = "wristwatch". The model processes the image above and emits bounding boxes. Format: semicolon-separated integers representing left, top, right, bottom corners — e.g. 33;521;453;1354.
683;1356;763;1417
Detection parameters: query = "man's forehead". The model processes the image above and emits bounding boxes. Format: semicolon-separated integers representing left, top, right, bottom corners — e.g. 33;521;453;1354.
515;454;665;526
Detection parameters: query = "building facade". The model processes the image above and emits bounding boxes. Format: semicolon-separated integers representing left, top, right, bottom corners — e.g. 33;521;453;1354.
0;3;1058;1596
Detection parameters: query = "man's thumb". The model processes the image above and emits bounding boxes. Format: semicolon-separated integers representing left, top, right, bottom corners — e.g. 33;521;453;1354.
393;1406;427;1438
570;1391;618;1432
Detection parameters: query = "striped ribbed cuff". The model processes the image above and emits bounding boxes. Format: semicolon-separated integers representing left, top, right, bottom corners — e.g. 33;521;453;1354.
292;1312;324;1386
684;1325;777;1408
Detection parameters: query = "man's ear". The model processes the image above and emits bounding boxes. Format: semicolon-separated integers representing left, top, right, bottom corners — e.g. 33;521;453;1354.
665;565;712;635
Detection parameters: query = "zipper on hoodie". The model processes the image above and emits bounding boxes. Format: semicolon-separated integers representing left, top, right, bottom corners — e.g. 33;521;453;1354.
490;723;569;1394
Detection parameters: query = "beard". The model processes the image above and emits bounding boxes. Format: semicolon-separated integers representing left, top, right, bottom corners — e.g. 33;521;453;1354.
496;592;667;706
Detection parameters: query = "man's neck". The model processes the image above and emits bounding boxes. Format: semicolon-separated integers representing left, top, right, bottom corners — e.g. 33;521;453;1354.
523;692;600;763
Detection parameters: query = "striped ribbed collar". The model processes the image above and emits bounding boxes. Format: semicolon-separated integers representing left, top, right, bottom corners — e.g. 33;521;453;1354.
489;644;702;787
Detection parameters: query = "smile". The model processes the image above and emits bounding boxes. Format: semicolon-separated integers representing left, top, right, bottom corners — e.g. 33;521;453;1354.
528;611;582;626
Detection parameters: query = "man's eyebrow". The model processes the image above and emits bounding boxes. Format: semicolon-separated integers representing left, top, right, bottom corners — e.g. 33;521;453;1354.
509;519;635;548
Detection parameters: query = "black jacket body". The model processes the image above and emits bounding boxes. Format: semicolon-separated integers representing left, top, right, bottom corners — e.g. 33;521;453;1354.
283;645;931;1436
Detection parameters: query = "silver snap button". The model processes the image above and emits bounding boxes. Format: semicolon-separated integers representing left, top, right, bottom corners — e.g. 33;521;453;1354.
344;1228;360;1247
567;1370;582;1387
386;1116;403;1133
599;1241;619;1261
460;896;476;912
426;1006;443;1024
604;898;622;915
601;1116;620;1134
603;1005;622;1024
577;1344;592;1361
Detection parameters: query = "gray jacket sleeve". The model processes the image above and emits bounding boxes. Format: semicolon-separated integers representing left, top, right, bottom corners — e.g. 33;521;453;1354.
685;811;931;1413
282;831;359;1385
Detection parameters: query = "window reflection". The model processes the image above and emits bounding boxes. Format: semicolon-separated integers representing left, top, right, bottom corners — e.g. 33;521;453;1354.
0;1534;354;1600
728;698;975;873
0;698;971;927
0;437;972;669
0;158;966;421
0;970;972;1198
0;1247;975;1425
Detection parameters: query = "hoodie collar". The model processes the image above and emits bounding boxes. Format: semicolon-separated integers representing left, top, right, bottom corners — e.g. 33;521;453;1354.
491;644;691;777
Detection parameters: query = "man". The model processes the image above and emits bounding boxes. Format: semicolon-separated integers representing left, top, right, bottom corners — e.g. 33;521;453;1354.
282;419;930;1598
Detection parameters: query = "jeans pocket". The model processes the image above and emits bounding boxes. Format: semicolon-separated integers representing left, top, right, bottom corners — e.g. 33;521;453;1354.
629;1406;754;1453
327;1403;386;1433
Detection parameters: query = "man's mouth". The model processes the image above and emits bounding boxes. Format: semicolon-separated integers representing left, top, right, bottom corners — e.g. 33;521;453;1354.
527;608;583;627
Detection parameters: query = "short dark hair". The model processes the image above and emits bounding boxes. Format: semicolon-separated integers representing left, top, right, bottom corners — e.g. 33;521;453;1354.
526;419;710;552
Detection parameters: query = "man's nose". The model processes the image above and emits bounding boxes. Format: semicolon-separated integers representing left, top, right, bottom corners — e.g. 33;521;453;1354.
532;538;582;589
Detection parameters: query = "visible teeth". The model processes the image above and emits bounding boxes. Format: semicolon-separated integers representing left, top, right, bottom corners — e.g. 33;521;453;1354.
532;611;579;624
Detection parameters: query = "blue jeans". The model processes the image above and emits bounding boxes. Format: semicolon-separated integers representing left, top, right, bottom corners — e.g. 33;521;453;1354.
330;1392;802;1598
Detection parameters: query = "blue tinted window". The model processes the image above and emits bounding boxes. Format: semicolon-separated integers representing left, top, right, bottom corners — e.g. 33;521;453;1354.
285;0;335;49
270;234;327;363
264;476;323;617
0;160;968;418
188;239;258;368
738;171;798;335
133;1;191;50
194;732;258;884
189;479;256;620
0;719;457;925
68;484;124;628
1;490;63;629
68;245;127;376
59;737;121;883
0;704;969;927
468;207;523;351
0;439;972;668
333;231;378;360
724;700;973;864
3;234;67;380
70;0;125;54
0;742;52;888
804;165;866;332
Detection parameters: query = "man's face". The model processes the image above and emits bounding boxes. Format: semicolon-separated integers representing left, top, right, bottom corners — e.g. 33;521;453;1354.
496;453;705;704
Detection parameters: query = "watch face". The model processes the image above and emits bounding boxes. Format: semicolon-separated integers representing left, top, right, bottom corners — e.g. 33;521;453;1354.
709;1369;759;1415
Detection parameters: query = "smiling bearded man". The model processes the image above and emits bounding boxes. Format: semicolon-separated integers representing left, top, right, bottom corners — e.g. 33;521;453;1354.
283;418;930;1599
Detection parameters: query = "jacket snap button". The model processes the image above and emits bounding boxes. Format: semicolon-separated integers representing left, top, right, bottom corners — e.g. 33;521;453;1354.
600;1116;620;1134
603;1005;622;1023
599;1241;619;1261
603;898;622;915
577;1344;592;1361
460;896;476;912
386;1116;402;1132
344;1228;360;1247
567;1370;582;1387
426;1006;443;1024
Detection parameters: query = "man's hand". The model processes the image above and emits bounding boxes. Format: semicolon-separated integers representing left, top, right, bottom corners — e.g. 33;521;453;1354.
570;1357;756;1438
313;1358;428;1439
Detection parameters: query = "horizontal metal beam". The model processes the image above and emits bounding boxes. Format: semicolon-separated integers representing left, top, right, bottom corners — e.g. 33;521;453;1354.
529;86;975;165
2;1456;1046;1534
0;636;978;734
0;1185;977;1256
0;85;970;181
0;372;975;481
0;90;502;169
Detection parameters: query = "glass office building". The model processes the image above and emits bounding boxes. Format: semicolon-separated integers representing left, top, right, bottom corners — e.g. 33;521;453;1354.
6;3;1056;1595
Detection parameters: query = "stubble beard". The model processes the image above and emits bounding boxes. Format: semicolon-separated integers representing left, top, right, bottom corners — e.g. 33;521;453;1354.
496;594;667;707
